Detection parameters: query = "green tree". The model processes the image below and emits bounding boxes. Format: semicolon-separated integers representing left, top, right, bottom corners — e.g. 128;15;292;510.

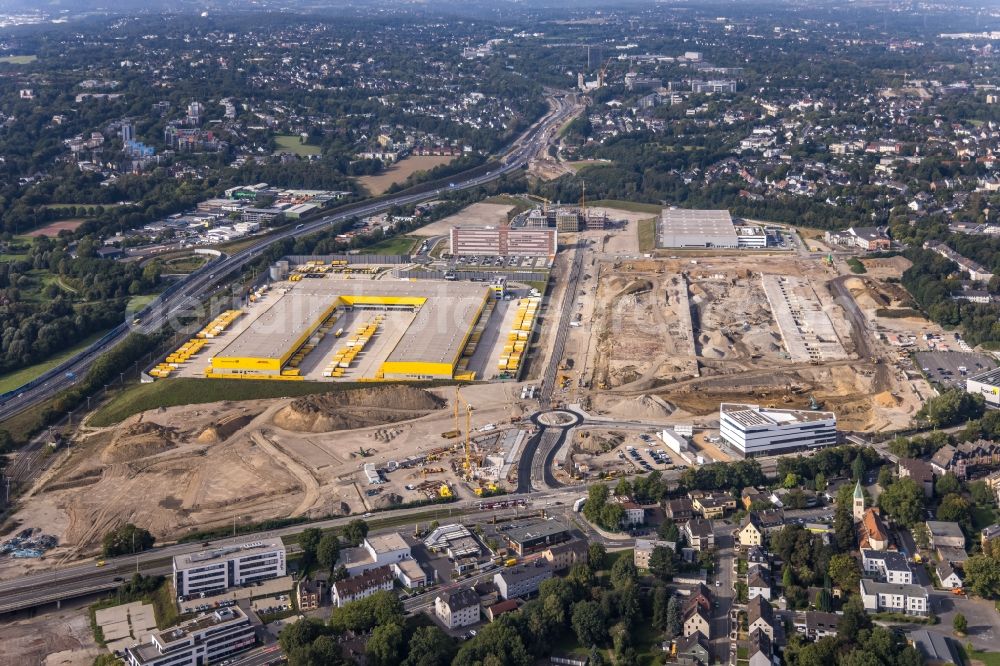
101;523;154;558
852;456;866;482
937;493;972;530
658;518;680;542
970;480;996;506
954;613;968;635
299;527;322;567
665;595;682;639
917;388;985;427
401;626;456;666
936;473;961;498
343;519;369;546
879;477;925;527
588;542;607;570
571;600;606;647
964;554;1000;598
815;587;833;612
366;622;404;666
828;554;861;593
652;586;669;630
782;565;795;589
648;545;676;580
279;618;333;655
610;556;638;588
316;533;341;572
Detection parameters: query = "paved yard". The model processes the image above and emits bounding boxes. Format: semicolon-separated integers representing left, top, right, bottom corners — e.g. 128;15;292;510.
931;593;1000;651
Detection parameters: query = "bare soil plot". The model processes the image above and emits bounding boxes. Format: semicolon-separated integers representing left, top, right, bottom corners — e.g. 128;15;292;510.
0;597;100;666
25;219;87;237
357;156;455;196
412;202;514;237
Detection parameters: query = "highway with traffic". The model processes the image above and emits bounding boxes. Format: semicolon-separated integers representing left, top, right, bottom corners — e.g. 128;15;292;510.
0;93;577;426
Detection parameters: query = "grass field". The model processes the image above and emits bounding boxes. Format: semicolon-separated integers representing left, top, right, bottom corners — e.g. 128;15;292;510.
587;199;663;215
274;135;321;156
363;235;418;255
0;330;108;394
88;377;459;426
127;294;159;312
973;506;998;531
959;643;1000;666
638;217;657;252
0;55;37;64
357;155;454;196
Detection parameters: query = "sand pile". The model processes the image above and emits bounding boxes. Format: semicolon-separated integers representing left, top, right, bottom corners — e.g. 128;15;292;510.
273;386;445;433
101;422;177;464
700;330;732;358
608;394;675;420
196;412;259;444
874;391;900;408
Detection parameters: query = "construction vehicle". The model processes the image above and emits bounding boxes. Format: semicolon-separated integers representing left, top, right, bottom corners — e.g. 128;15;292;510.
441;430;460;439
951;587;965;596
504;558;518;567
809;395;822;410
439;484;453;499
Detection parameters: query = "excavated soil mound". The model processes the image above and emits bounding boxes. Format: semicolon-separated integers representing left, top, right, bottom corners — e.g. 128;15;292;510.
874;391;900;408
273;386;445;433
102;422;178;464
607;394;675;420
197;412;260;444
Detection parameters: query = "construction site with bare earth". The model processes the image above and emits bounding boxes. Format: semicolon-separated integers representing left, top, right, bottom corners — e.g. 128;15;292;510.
0;199;944;577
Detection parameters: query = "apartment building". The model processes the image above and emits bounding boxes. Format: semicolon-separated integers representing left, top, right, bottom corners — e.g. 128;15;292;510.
859;579;929;616
493;563;553;600
435;588;481;629
331;565;394;608
861;549;913;585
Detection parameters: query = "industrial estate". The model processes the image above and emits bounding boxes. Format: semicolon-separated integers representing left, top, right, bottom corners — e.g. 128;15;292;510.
3;4;1000;666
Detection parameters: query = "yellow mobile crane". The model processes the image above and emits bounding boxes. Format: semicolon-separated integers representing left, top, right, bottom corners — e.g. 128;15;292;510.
523;193;551;216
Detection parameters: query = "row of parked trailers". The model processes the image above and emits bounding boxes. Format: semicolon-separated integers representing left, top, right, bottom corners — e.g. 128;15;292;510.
498;297;540;374
323;315;383;377
150;310;243;378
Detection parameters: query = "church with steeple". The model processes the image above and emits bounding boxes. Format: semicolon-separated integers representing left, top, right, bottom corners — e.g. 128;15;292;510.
854;480;890;550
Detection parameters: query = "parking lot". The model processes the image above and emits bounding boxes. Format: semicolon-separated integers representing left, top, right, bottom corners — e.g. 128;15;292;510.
913;351;997;388
178;575;293;613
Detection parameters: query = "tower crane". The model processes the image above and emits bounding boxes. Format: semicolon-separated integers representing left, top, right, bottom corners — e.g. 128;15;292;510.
454;387;475;479
523;193;551;216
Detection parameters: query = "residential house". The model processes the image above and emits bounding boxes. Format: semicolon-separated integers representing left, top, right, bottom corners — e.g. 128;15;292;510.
742;487;769;511
748;565;772;600
485;599;519;622
926;521;965;549
666;498;694;522
296;578;324;612
909;629;964;666
982;524;1000;551
635;539;675;570
747;546;770;568
936;562;963;590
859;579;929;616
619;500;645;527
435;588;480;629
803;611;840;639
931;440;1000;480
747;596;775;640
493;563;553;600
749;629;773;666
674;633;710;666
683;606;711;639
737;513;765;549
861;549;913;584
898;459;935;498
683;519;715;551
331;565;393;608
542;539;588;571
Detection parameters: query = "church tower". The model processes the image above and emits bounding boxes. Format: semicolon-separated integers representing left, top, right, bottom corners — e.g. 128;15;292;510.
853;480;865;522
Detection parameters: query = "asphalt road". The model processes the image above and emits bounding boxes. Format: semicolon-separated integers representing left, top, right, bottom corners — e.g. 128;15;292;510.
0;93;578;492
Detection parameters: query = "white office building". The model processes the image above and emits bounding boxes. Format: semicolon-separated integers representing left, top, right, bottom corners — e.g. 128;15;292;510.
736;225;768;248
719;403;838;458
173;539;285;597
125;607;255;666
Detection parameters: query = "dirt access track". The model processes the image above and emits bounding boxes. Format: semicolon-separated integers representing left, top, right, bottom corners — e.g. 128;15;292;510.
0;382;524;578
